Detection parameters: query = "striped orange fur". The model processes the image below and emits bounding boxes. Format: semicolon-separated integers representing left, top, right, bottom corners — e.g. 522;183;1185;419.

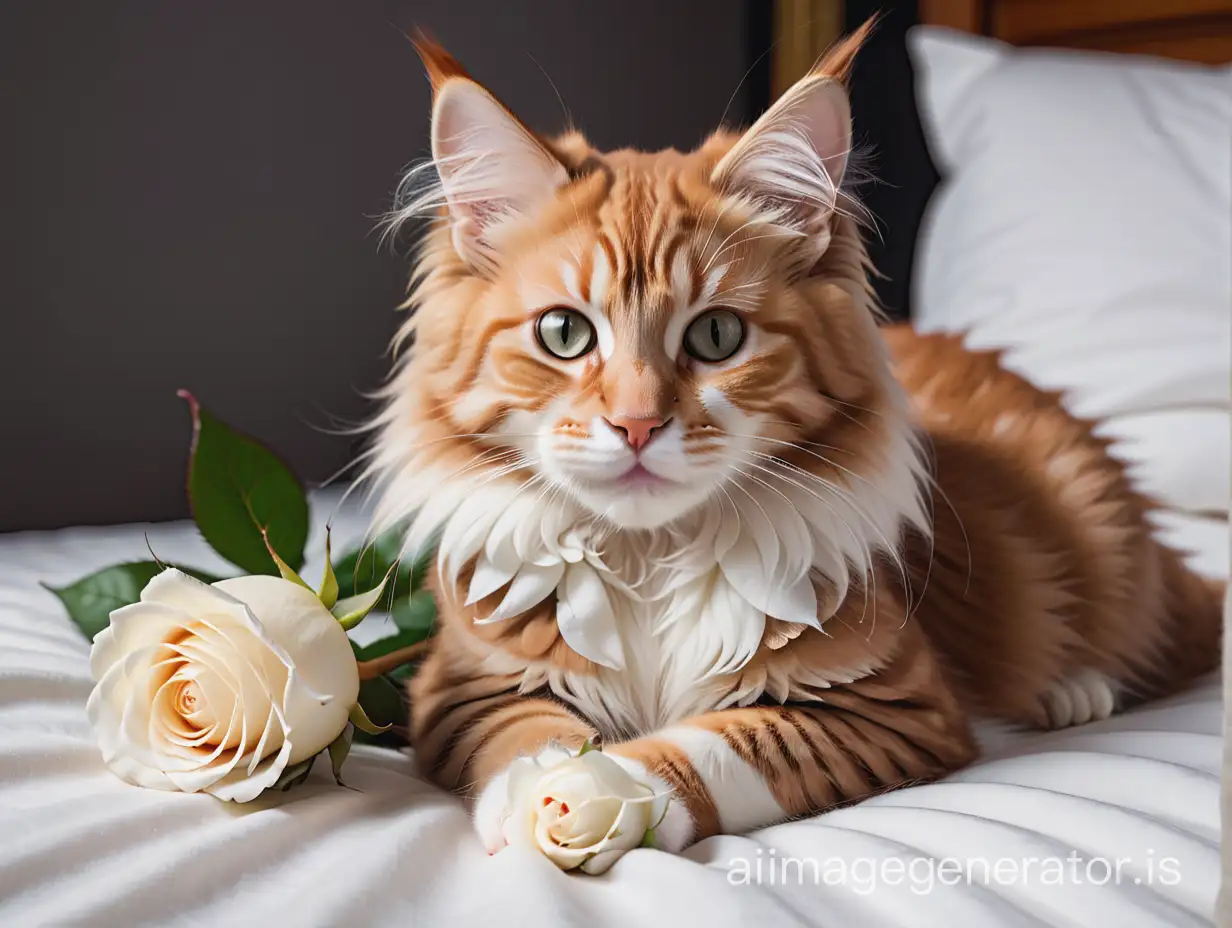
369;23;1223;855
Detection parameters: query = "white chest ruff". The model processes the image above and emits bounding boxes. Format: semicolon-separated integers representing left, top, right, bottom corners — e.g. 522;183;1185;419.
376;417;928;738
462;523;778;737
533;560;758;739
497;546;883;740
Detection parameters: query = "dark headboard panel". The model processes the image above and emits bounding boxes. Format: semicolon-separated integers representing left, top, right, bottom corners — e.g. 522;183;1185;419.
764;2;935;321
1;0;758;531
844;1;936;322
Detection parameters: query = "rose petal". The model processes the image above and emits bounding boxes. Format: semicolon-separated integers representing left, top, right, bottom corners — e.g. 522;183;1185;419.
533;815;591;869
140;568;241;621
169;660;230;738
174;656;282;790
151;636;246;766
578;848;624;875
574;751;645;798
157;663;214;737
87;646;177;790
556;797;625;848
598;797;652;853
116;649;164;757
150;671;215;748
157;644;257;788
206;722;294;802
647;791;672;831
534;765;606;801
162;701;244;790
212;576;359;765
91;601;192;682
180;623;280;751
162;574;321;703
211;576;354;700
483;505;528;577
246;702;284;776
159;615;290;772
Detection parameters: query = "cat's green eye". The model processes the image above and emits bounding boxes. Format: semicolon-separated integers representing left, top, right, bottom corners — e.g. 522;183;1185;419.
536;308;596;360
683;308;745;362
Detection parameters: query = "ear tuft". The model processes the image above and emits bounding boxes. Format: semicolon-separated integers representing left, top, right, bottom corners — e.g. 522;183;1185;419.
814;14;878;85
411;29;473;93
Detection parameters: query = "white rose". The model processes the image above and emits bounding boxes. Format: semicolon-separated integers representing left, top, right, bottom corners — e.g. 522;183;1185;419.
501;748;671;875
86;568;360;802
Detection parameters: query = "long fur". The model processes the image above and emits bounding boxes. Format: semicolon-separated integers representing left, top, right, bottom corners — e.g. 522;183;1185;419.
363;26;1223;851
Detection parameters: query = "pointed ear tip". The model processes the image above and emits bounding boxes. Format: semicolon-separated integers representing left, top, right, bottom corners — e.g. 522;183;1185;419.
410;28;471;91
813;15;880;83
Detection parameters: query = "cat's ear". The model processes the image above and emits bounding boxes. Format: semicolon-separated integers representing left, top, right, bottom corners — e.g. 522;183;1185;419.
709;20;872;245
413;34;568;270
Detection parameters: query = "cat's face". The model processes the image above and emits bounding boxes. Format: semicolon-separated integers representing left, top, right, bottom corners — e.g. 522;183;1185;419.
374;37;899;536
464;148;855;529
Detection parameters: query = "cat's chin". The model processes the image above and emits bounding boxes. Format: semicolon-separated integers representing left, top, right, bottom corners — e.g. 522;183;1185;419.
567;480;714;530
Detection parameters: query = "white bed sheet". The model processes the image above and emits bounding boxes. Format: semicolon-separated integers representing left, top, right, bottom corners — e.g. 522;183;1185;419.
0;495;1222;927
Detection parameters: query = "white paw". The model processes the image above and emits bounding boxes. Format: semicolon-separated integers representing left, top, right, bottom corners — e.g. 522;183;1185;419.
608;755;694;853
1042;669;1120;729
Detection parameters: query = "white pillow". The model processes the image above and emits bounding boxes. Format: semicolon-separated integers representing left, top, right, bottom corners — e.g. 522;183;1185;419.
907;26;1231;576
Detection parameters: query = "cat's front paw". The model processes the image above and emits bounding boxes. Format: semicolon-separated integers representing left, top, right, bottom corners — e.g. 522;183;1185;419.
471;744;693;870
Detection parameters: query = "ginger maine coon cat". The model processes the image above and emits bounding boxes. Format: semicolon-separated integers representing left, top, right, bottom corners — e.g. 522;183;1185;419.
365;26;1222;856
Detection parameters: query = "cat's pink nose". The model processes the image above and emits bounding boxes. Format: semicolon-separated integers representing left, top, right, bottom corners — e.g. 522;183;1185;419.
605;415;668;451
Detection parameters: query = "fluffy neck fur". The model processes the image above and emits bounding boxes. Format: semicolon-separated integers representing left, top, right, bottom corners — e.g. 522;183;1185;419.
368;366;928;680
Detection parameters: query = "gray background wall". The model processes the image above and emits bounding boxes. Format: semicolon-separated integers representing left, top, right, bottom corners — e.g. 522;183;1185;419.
0;0;756;531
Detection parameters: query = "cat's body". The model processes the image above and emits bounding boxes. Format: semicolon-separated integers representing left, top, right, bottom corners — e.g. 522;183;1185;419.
887;328;1219;727
370;28;1221;854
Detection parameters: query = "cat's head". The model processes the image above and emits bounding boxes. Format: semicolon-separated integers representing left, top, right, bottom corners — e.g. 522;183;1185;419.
370;23;919;548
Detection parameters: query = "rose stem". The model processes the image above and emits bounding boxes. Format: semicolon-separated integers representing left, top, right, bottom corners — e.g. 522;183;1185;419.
356;641;430;681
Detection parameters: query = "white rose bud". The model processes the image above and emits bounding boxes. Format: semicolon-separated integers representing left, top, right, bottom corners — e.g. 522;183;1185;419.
86;568;360;802
501;747;671;875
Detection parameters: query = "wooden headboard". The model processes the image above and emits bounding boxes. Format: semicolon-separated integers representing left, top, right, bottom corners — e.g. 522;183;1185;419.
921;0;1232;63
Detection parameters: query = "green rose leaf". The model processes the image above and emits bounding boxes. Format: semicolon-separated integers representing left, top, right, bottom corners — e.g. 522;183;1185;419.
180;390;309;576
45;562;222;642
